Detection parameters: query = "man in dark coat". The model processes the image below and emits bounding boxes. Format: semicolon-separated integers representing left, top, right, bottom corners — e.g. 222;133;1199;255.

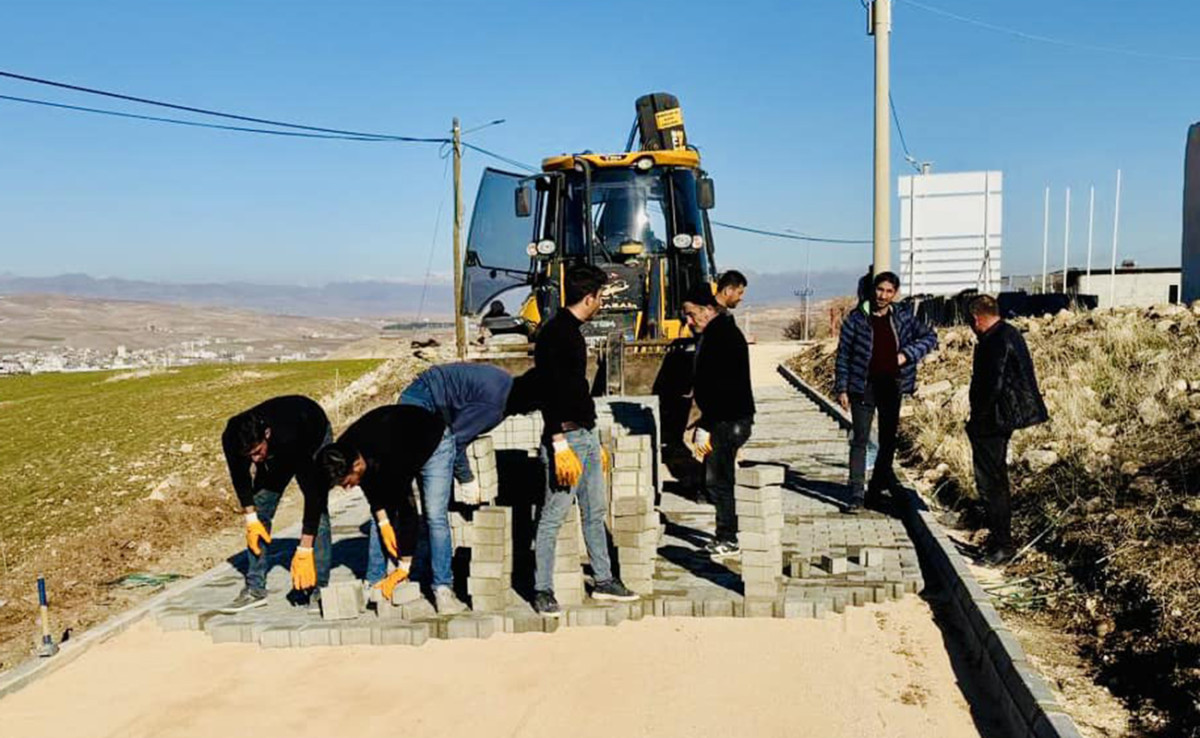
967;295;1048;565
834;271;938;513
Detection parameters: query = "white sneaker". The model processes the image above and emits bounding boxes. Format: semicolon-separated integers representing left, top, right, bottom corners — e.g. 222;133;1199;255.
434;586;469;615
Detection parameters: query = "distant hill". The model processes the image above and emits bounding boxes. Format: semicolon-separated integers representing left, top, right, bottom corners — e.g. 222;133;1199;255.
0;269;860;319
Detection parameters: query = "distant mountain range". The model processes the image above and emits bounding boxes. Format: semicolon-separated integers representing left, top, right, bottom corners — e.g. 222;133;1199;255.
0;269;860;319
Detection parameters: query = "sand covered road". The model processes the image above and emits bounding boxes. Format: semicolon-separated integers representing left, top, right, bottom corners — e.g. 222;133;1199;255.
0;597;981;738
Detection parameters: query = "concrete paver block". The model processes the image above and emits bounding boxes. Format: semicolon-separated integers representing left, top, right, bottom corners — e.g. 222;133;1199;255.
319;581;364;621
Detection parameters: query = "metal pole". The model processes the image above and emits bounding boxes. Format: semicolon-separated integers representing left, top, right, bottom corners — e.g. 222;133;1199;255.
804;242;812;340
1041;186;1050;293
452;118;466;359
1109;169;1122;308
1062;187;1071;292
1086;185;1095;280
871;0;892;275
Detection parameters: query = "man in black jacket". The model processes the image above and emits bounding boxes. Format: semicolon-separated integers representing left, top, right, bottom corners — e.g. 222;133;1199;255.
967;295;1048;565
531;264;639;617
683;285;755;559
316;405;448;600
220;395;333;613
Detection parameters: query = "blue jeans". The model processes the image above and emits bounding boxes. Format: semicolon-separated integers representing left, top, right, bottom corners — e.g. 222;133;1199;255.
365;428;457;588
533;428;614;593
246;487;332;594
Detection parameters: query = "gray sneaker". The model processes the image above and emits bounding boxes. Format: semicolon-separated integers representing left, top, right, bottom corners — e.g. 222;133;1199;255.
219;587;267;613
434;586;469;615
307;589;323;614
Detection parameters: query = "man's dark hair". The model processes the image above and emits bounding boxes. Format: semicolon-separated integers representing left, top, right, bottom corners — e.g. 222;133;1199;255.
682;284;718;309
969;294;1000;317
717;270;748;292
873;271;901;290
564;264;608;306
228;411;268;455
315;442;356;488
505;368;542;416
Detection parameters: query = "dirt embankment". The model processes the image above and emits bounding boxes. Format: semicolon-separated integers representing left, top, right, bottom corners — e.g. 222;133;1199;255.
790;304;1200;737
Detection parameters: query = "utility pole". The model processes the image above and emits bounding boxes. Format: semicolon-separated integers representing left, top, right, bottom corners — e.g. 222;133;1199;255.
1109;168;1122;309
870;0;891;276
452;117;466;359
1041;186;1050;293
1061;187;1071;292
1086;185;1095;279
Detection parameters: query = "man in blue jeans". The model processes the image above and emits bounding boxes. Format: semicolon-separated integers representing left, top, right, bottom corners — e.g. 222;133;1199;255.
531;265;639;617
219;395;334;613
362;364;540;613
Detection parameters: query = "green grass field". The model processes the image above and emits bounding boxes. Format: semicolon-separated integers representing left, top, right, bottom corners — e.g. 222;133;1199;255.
0;360;381;553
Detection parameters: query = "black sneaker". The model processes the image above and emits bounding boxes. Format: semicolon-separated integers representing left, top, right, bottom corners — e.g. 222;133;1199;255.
704;539;740;560
533;590;561;618
592;579;639;602
219;587;267;613
983;546;1016;566
842;503;863;516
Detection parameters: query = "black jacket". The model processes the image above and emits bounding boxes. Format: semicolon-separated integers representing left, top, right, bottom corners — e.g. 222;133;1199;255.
534;308;594;434
968;321;1048;436
694;312;755;428
222;395;330;536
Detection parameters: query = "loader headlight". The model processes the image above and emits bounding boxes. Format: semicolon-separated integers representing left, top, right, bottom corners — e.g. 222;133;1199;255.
636;157;654;171
526;242;538;257
691;235;705;250
536;239;557;256
672;233;693;250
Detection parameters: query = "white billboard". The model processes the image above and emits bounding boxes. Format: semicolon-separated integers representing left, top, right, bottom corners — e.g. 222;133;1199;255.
899;171;1002;296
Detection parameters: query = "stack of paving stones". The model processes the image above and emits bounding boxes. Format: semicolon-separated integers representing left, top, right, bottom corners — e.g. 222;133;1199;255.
734;465;786;605
467;505;516;611
455;435;499;505
151;388;927;648
609;432;657;594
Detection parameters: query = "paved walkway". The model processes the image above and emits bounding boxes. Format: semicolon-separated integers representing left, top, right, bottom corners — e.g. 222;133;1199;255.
153;380;922;646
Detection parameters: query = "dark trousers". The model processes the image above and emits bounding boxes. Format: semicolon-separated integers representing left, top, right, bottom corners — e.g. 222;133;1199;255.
704;417;753;543
848;377;902;503
969;429;1013;548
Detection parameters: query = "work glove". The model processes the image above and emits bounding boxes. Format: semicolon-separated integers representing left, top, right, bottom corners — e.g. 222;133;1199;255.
372;564;411;601
601;446;610;474
693;428;713;460
552;439;583;488
245;512;271;556
290;546;317;591
378;519;399;559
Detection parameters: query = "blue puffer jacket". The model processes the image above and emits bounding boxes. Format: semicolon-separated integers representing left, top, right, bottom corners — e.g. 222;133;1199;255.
834;302;938;396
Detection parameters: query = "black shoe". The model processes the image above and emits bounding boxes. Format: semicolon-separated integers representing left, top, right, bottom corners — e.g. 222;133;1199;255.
704;539;740;560
842;503;863;516
219;587;267;613
592;578;639;602
982;546;1016;566
533;590;561;618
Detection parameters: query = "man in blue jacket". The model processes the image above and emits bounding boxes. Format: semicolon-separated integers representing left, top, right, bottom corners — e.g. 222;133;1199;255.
363;363;539;613
834;271;937;513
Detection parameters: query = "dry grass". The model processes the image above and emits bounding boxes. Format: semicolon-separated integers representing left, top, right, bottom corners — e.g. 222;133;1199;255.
790;303;1200;736
0;353;433;674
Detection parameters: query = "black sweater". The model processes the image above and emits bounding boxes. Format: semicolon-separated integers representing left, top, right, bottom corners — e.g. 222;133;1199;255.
693;312;755;428
534;309;595;434
222;395;330;536
337;405;446;515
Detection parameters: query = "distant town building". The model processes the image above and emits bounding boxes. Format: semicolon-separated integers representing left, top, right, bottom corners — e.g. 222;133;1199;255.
1006;265;1181;309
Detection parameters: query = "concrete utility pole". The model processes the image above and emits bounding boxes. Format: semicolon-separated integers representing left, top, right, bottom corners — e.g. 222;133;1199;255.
870;0;892;276
1109;168;1122;308
452;117;466;359
1086;185;1095;279
1062;187;1071;291
1041;187;1050;293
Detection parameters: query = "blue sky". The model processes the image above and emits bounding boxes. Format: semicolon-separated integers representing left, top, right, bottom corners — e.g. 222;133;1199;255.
1;0;1197;287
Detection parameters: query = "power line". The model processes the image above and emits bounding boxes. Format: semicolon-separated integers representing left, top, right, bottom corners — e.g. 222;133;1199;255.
0;94;402;142
461;142;537;172
0;69;449;141
888;93;922;172
710;220;872;245
899;0;1200;63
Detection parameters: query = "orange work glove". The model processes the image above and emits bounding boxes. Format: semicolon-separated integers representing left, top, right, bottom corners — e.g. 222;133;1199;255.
693;428;713;460
378;518;399;558
290;546;317;591
245;512;271;556
552;439;583;488
372;564;412;601
601;446;610;474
